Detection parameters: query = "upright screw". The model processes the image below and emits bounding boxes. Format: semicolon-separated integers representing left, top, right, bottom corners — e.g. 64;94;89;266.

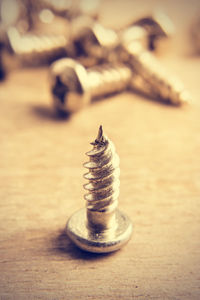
50;58;132;114
66;125;132;253
70;16;190;105
0;0;75;68
71;12;172;65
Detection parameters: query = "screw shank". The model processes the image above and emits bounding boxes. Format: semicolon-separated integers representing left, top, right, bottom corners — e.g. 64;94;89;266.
87;63;132;99
84;128;120;232
123;42;190;105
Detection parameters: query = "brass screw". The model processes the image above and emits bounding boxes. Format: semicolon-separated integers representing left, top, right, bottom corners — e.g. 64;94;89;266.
71;12;172;64
6;26;74;66
66;125;132;253
0;0;75;68
50;58;132;114
70;16;190;105
121;41;191;105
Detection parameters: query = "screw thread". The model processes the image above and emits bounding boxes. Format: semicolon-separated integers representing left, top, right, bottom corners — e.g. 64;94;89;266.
125;42;190;105
7;27;72;65
83;125;120;232
87;63;132;99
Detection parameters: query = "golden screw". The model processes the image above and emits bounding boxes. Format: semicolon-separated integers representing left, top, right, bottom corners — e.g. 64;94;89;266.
66;125;132;253
70;16;190;105
50;58;132;114
6;26;74;66
71;12;173;65
121;41;191;105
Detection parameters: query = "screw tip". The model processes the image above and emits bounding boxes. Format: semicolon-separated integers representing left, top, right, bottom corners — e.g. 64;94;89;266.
91;125;106;146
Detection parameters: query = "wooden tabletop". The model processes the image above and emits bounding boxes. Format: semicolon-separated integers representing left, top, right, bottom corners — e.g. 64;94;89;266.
0;1;200;299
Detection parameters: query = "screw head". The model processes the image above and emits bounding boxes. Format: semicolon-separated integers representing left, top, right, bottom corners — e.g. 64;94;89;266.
50;58;90;114
72;16;119;61
133;12;174;50
66;208;133;253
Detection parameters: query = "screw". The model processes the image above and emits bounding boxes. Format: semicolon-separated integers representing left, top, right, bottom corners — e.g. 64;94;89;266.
71;13;171;65
70;16;190;105
66;125;132;253
7;26;74;66
121;41;191;105
0;1;74;70
50;58;132;114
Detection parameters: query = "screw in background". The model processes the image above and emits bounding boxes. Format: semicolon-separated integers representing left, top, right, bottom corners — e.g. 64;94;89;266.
66;125;132;253
6;26;74;66
0;0;75;71
49;58;132;114
120;41;191;105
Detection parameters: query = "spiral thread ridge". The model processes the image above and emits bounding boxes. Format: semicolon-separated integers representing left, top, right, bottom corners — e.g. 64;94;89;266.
88;63;132;99
83;126;120;230
126;42;191;105
7;27;70;65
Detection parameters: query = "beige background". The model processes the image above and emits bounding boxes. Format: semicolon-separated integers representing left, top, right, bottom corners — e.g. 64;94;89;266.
0;0;200;299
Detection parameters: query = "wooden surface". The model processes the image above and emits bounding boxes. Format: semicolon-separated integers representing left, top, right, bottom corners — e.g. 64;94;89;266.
1;1;200;299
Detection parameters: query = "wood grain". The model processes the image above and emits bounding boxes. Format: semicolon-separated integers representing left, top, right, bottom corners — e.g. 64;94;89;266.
0;1;200;299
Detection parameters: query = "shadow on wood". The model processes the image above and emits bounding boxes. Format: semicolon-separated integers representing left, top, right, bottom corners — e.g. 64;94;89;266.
31;105;71;122
49;229;116;261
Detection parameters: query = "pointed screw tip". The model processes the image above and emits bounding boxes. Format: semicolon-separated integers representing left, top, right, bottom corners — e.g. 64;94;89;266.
97;125;103;141
91;125;106;146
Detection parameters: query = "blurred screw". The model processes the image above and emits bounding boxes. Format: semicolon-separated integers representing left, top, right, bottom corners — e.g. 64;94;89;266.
50;57;133;114
71;12;173;66
121;41;191;105
6;26;74;66
70;16;190;105
66;125;132;253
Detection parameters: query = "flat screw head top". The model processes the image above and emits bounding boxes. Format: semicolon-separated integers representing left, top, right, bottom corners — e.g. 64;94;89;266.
50;58;90;114
66;126;133;253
